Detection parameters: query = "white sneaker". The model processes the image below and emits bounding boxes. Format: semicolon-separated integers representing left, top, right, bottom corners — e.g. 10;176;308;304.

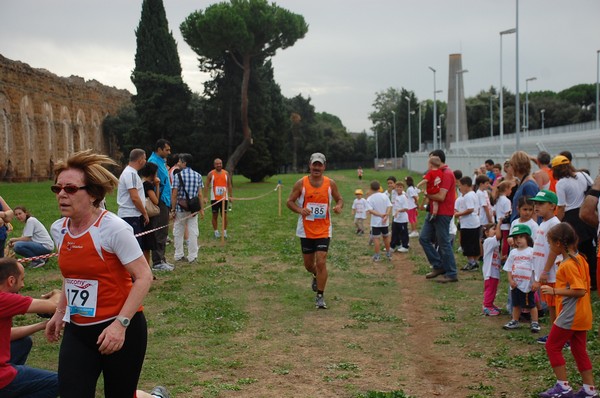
214;230;221;239
409;231;419;238
397;247;409;253
152;262;174;271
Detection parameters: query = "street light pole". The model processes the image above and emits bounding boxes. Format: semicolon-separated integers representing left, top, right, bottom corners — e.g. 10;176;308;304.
428;66;437;150
388;122;392;160
438;114;445;148
525;77;536;133
540;109;545;135
596;49;600;129
515;0;521;150
375;129;378;162
500;28;516;155
489;94;498;138
418;102;423;152
403;96;411;153
455;69;468;148
391;110;397;167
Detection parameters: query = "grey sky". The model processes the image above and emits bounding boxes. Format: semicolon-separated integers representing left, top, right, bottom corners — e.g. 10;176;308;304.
1;0;598;133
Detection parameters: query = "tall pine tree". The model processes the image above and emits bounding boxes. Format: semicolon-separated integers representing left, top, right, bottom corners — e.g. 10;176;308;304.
131;0;192;148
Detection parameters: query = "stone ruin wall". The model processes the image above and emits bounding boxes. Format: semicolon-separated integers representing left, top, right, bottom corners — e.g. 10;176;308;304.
0;54;131;181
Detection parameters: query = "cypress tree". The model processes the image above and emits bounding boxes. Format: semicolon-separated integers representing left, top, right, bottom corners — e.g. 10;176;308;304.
131;0;192;147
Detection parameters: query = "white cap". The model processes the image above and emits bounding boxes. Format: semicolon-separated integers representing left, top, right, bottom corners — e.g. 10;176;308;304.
309;152;326;164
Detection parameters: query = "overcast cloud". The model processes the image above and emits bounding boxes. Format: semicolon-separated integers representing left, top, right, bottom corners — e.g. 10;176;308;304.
1;0;598;133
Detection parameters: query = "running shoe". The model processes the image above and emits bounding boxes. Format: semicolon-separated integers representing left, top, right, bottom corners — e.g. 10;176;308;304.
537;335;549;345
315;294;327;309
538;383;573;398
530;322;541;333
311;275;317;292
150;386;171;398
572;388;599;397
29;260;46;269
483;307;500;316
214;230;221;239
152;262;174;271
503;320;520;330
386;252;393;261
372;254;381;262
409;231;419;238
397;247;409;253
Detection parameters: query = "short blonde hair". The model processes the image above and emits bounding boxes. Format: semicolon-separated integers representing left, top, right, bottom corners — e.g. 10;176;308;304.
509;151;531;176
54;150;119;207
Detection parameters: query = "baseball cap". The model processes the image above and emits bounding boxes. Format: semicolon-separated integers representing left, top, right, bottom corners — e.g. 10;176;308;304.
529;189;558;205
551;155;570;168
354;189;363;195
508;223;532;237
309;152;326;164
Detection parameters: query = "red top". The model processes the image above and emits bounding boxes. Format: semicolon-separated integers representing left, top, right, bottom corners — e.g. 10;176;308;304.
431;165;456;216
0;292;33;388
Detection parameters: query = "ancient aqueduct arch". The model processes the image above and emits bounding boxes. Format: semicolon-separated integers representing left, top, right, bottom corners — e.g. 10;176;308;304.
0;54;130;181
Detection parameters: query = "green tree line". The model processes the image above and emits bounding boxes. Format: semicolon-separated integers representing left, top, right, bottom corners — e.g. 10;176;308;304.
104;0;596;181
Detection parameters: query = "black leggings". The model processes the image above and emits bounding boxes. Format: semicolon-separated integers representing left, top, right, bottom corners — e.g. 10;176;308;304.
58;312;147;398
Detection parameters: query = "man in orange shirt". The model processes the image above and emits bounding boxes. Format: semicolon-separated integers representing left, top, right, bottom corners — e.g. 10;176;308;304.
204;158;233;239
287;153;343;309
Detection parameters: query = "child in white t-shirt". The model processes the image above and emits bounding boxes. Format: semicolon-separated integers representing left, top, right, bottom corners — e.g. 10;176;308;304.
481;223;502;316
352;189;367;235
455;176;481;271
391;181;410;253
366;180;393;262
529;190;561;344
502;224;540;333
475;174;493;225
494;181;512;261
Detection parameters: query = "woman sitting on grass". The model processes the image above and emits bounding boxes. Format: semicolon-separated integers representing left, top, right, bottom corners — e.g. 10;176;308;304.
8;206;54;268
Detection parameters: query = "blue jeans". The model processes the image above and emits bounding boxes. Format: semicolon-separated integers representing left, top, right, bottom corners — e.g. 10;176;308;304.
10;337;32;365
419;215;457;278
0;365;58;398
13;241;52;259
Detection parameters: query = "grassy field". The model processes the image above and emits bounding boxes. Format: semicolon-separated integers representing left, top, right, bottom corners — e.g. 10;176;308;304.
2;167;599;398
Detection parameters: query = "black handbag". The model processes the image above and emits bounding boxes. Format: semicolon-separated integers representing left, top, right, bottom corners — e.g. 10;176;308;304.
177;173;201;213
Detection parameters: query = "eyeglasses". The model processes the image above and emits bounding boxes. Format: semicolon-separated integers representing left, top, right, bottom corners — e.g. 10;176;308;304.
50;184;88;194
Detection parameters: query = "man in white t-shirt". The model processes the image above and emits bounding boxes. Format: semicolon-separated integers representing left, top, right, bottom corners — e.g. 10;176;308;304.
117;148;149;246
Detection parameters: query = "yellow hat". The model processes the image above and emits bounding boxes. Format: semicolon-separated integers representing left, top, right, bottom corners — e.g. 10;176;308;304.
354;189;363;195
551;155;570;168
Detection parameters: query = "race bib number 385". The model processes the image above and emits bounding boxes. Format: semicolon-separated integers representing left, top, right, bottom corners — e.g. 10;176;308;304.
65;278;98;317
306;202;328;221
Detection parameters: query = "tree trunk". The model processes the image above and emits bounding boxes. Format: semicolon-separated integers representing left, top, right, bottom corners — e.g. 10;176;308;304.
225;54;252;175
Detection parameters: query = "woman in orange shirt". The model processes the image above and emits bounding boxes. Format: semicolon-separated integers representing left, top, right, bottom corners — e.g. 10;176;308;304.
44;150;165;398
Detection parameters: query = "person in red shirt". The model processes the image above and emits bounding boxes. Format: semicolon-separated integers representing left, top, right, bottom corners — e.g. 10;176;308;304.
0;257;59;397
287;153;343;309
419;150;458;283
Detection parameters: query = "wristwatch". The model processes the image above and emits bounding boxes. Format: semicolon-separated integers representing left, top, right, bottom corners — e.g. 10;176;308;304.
116;316;130;328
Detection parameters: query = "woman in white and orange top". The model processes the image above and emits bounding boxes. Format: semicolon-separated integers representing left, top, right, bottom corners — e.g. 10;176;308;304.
44;150;159;398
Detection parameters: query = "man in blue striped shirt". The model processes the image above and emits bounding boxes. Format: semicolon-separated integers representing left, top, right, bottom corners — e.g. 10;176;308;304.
171;153;204;263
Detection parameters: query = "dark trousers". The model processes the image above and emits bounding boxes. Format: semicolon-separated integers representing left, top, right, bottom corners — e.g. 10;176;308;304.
391;222;409;249
58;312;147;398
152;201;169;265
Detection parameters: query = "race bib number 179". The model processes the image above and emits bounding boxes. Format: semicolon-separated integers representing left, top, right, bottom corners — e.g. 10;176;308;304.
65;278;98;317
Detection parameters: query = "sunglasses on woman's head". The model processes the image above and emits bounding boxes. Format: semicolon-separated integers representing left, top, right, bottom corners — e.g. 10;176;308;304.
50;184;88;194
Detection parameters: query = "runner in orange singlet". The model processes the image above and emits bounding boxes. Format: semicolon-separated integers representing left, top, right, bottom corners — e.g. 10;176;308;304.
287;153;343;309
205;158;233;239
